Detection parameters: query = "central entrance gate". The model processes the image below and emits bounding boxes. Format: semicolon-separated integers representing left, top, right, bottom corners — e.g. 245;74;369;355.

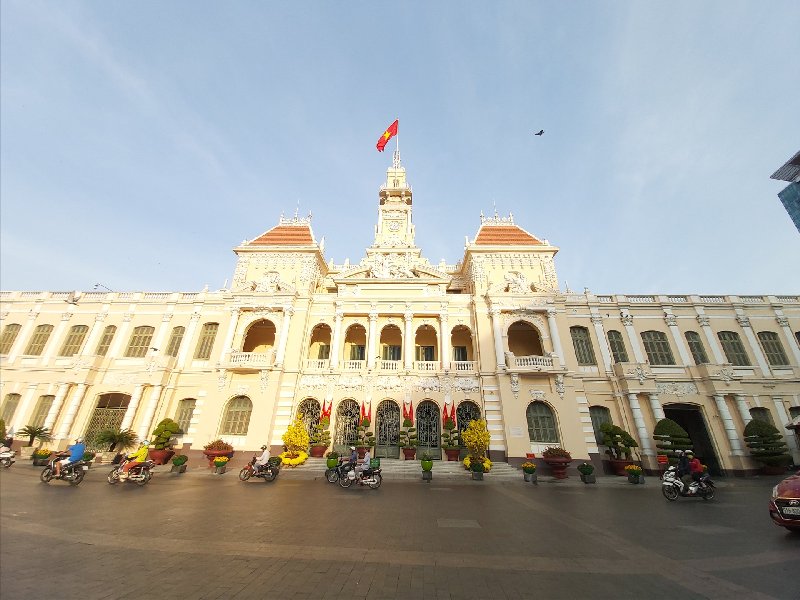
375;399;400;458
83;393;130;452
296;398;321;439
456;400;481;460
334;399;359;455
416;400;441;459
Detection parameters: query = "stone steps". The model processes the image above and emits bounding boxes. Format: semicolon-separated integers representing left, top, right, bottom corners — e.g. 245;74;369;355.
280;457;524;481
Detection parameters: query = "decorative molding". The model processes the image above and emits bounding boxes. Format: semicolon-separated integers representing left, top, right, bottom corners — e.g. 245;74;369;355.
655;381;698;397
414;377;440;393
453;378;479;394
664;315;677;327
696;315;710;327
776;316;790;327
510;373;519;399
554;375;565;400
736;315;751;328
336;374;364;391
529;389;545;402
621;314;634;327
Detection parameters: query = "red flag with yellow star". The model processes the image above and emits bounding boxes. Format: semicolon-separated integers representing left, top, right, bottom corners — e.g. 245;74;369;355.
376;119;398;152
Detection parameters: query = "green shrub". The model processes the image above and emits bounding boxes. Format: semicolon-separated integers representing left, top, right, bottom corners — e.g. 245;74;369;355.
600;423;638;460
653;418;693;464
743;419;791;467
151;418;180;450
172;454;189;466
577;462;594;475
94;428;138;452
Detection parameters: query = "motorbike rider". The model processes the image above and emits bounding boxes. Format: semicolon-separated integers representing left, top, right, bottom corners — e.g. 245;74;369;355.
687;451;704;492
254;445;271;473
348;446;358;465
675;450;692;493
54;436;85;478
119;440;149;480
1;430;13;452
357;447;372;484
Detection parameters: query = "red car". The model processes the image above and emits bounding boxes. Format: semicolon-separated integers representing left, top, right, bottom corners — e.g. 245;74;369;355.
769;473;800;532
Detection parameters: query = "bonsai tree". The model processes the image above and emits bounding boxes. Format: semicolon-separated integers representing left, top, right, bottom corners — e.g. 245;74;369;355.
541;446;572;460
743;419;791;468
653;418;693;464
310;423;331;449
356;418;375;449
94;428;138;453
17;425;53;447
151;418;180;450
172;455;189;466
399;418;417;448
461;418;490;464
441;417;459;449
600;422;638;460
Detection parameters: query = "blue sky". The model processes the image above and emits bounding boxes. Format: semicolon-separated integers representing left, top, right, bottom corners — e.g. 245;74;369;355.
2;2;799;295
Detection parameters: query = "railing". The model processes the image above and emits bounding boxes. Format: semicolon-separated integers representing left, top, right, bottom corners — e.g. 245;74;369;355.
627;296;655;303
513;355;554;368
414;361;439;372
776;296;799;302
700;296;725;303
739;296;764;303
144;293;170;301
304;359;329;370
667;296;688;303
452;361;476;372
228;351;274;367
181;293;198;300
378;360;402;371
596;296;613;303
342;360;365;370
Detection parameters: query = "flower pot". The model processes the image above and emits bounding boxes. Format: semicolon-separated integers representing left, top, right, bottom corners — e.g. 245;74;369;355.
356;447;367;459
609;459;636;476
543;457;571;479
523;472;537;483
203;449;234;467
471;471;484;481
171;464;187;474
402;447;417;460
326;457;338;469
310;445;327;458
420;459;433;472
444;448;460;461
148;449;175;465
422;470;432;482
627;473;643;484
32;457;50;466
580;473;596;484
214;465;227;474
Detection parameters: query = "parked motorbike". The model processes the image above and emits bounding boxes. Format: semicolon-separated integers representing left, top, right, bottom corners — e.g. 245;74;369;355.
326;457;355;484
0;448;16;468
339;464;382;489
107;459;155;486
40;455;89;486
661;465;715;501
239;456;281;482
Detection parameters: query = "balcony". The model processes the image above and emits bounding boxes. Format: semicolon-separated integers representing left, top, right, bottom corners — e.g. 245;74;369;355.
226;351;275;372
342;360;365;370
505;353;561;373
304;359;330;371
451;361;476;372
378;359;402;371
414;361;440;372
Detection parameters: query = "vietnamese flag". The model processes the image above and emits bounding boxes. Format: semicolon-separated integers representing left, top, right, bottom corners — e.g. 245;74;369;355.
376;119;398;152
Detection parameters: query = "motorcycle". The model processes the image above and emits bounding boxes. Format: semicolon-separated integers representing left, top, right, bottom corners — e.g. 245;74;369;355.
339;464;382;489
40;455;89;486
661;465;715;501
0;448;16;468
107;459;155;486
325;457;355;484
239;456;281;482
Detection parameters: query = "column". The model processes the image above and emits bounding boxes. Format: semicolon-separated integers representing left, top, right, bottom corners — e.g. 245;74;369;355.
79;313;108;357
737;315;770;376
772;397;799;455
220;308;240;363
11;384;39;432
734;394;751;425
330;305;343;369
489;307;506;369
403;311;413;370
177;313;201;367
776;316;800;366
664;313;691;366
647;393;666;421
590;314;612;372
696;315;725;364
368;311;379;369
44;383;71;430
120;385;145;431
57;383;87;440
275;307;294;367
439;313;450;371
627;393;653;456
713;394;743;456
108;312;134;358
6;310;39;364
137;385;164;440
42;312;74;361
546;309;563;360
621;312;646;363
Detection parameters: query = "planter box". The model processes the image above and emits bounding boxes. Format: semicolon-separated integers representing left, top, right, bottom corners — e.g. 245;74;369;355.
214;466;227;475
422;470;432;482
310;445;327;458
627;474;644;484
148;449;175;465
32;457;50;467
443;448;460;461
580;473;596;484
203;449;234;467
20;447;35;460
471;471;484;481
523;472;537;483
402;447;417;460
171;464;187;474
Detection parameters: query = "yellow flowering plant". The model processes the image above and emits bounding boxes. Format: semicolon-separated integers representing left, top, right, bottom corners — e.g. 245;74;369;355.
280;450;308;467
213;456;230;466
282;418;310;458
462;456;492;472
521;461;537;473
624;464;643;474
33;448;53;459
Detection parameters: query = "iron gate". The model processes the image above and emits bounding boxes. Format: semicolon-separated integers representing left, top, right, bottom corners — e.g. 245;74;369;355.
333;399;359;455
296;398;321;439
375;399;400;458
83;393;130;452
416;400;441;459
456;401;481;460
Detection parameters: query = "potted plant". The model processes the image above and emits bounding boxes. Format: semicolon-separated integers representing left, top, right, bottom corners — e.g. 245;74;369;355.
82;451;95;468
280;418;310;467
653;418;693;470
420;451;433;481
542;446;572;479
32;447;52;467
326;450;340;470
213;456;229;474
16;425;53;459
441;417;460;461
625;463;644;484
399;418;417;460
171;454;189;474
577;462;595;484
462;419;491;481
149;418;180;464
355;417;373;459
94;428;138;463
309;422;331;458
521;461;537;483
470;457;485;480
600;422;639;475
743;419;791;475
203;438;234;467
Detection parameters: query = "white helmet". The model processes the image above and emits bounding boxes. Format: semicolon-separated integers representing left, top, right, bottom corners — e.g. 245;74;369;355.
350;446;356;451
261;445;268;450
75;436;84;443
141;440;150;446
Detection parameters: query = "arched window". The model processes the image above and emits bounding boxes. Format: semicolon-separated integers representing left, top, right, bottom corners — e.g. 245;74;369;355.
508;321;544;356
194;322;219;360
0;323;21;355
242;319;276;353
344;325;367;361
570;326;596;366
606;330;629;363
685;331;709;365
83;393;130;451
24;324;54;356
789;406;800;420
220;396;252;435
31;395;54;427
59;325;89;357
757;331;789;366
749;407;774;426
1;393;21;424
718;331;750;366
174;398;196;433
451;326;474;363
165;326;185;357
589;406;612;445
414;325;438;362
380;325;403;361
125;326;155;358
308;324;331;359
526;401;559;443
95;325;116;356
640;331;675;365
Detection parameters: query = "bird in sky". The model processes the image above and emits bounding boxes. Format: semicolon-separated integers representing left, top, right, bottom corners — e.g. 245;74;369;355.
534;129;544;136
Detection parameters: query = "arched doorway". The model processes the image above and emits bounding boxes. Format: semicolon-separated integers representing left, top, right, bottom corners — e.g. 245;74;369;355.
663;403;722;476
296;398;321;439
375;399;400;459
333;399;360;454
416;400;441;459
456;401;481;459
83;393;130;452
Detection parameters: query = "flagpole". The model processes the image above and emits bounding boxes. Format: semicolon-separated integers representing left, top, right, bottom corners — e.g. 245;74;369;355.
396;117;399;156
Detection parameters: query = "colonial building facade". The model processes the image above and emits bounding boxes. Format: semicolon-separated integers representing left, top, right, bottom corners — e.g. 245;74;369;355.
2;153;799;474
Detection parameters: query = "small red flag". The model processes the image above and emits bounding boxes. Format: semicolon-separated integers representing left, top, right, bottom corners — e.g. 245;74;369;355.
376;119;398;152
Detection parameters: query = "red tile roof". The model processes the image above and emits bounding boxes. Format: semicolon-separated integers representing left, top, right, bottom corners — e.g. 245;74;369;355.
474;225;542;246
249;225;314;246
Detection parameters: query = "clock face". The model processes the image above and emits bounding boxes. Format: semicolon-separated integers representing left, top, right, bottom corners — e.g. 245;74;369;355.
387;221;401;232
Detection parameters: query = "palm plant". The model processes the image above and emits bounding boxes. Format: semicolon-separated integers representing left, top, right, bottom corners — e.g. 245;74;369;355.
17;425;53;447
94;428;138;452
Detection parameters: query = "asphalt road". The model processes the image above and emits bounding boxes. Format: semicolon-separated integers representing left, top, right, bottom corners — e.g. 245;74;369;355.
1;464;798;600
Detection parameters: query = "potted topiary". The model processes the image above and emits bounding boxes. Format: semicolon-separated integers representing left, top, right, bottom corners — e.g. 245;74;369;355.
213;456;229;474
625;463;644;484
203;439;234;467
653;418;693;470
310;423;331;458
462;419;491;481
399;418;417;460
577;462;595;484
420;451;433;481
542;446;572;479
171;454;188;474
355;417;373;459
441;417;460;461
521;461;537;483
600;422;639;476
743;419;791;475
94;428;138;464
149;418;180;465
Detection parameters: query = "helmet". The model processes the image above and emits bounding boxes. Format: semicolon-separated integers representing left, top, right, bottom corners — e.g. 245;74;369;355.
141;440;150;446
675;450;683;455
261;445;267;450
686;450;694;456
350;446;356;451
75;436;84;443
